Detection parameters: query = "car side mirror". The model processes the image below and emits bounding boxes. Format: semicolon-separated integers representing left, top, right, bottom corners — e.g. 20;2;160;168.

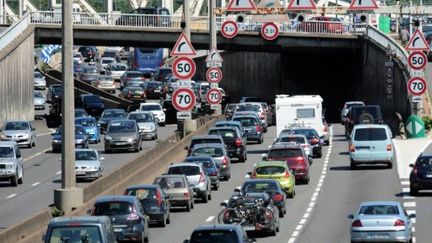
348;214;354;219
220;202;227;207
234;188;241;193
184;146;189;151
409;164;414;168
409;213;416;219
51;133;55;135
261;153;268;161
183;240;190;243
246;171;252;176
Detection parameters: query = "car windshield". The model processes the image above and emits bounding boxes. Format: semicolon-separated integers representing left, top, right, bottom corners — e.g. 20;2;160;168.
242;182;278;193
83;96;102;103
353;107;380;119
75;119;96;127
4;122;29;130
75;110;88;117
359;205;400;215
255;166;286;175
102;111;125;118
127;72;144;78
0;147;14;158
269;149;302;158
154;177;185;189
102;59;115;64
236;105;259;112
188;160;213;170
168;166;200;176
111;65;127;71
279;136;305;144
48;226;102;243
291;129;318;138
52;85;62;94
75;150;97;161
354;128;387;141
192;147;224;157
99;76;112;81
233;117;258;126
126;188;157;200
93;201;133;215
190;231;238;243
107;121;136;133
141;105;161;111
209;130;236;138
34;72;43;78
346;102;364;109
148;82;162;88
129;113;153;122
34;92;44;98
416;157;432;172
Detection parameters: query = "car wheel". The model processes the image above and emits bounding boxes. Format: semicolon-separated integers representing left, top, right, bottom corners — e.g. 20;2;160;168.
160;215;166;227
166;214;170;224
214;182;219;191
10;174;18;187
27;143;32;148
18;168;23;184
387;162;393;169
350;159;357;170
279;210;284;218
238;154;245;163
288;190;295;198
410;187;418;196
304;176;310;184
202;193;208;203
186;202;191;212
32;140;36;147
191;200;194;209
208;190;212;200
160;122;166;127
258;138;263;144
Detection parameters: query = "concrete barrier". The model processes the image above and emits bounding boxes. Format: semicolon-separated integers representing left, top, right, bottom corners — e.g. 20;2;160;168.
0;115;221;243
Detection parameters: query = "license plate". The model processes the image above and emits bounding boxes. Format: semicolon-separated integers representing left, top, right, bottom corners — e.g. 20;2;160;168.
116;142;127;145
369;233;389;239
113;228;122;232
426;174;432;178
75;171;86;175
243;226;255;231
154;89;160;92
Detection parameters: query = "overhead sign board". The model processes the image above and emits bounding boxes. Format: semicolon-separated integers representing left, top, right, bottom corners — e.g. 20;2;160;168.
221;20;239;39
170;32;196;56
261;22;279;41
227;0;257;11
407;77;427;96
172;56;196;80
287;0;317;10
348;0;379;10
405;29;430;51
408;51;427;70
172;88;196;111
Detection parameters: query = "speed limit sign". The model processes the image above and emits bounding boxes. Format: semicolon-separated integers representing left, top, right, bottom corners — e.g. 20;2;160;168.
172;56;196;80
206;67;223;83
408;51;427;70
221;20;238;39
408;77;427;96
261;22;279;41
172;88;196;111
206;88;222;105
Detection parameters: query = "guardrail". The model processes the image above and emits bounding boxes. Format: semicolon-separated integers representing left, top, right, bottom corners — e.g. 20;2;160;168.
0;12;30;52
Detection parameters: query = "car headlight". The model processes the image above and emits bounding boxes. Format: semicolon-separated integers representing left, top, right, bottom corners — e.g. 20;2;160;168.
105;135;112;141
6;164;14;169
0;134;5;139
149;124;155;131
76;139;84;143
53;139;61;143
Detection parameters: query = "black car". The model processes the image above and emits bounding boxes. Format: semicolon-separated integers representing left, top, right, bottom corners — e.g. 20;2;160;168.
46;84;63;103
154;67;172;82
124;184;171;227
160;100;177;124
78;46;100;62
410;153;432;195
80;94;105;117
98;109;127;133
143;81;164;99
290;128;323;158
208;127;247;162
185;135;225;156
91;195;149;242
345;105;383;137
184;156;220;190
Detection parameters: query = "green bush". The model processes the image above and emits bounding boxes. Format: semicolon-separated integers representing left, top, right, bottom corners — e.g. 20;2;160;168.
422;116;432;130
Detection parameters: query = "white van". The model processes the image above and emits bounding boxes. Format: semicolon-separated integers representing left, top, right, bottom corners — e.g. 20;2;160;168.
275;95;326;139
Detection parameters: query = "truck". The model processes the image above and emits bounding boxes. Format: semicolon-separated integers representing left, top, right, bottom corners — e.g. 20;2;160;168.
275;95;326;140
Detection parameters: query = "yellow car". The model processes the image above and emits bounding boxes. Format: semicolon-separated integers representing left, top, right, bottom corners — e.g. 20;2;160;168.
251;161;296;198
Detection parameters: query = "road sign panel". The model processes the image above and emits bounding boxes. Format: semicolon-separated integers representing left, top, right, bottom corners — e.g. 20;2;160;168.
227;0;257;11
408;51;427;70
221;20;239;39
210;83;219;89
287;0;317;10
406;29;430;51
206;67;223;83
177;111;192;120
172;88;196;111
177;80;193;88
407;77;427;96
348;0;378;10
206;88;223;105
170;32;196;56
211;104;220;110
261;22;279;41
172;56;196;80
206;48;223;63
207;62;223;68
412;96;422;103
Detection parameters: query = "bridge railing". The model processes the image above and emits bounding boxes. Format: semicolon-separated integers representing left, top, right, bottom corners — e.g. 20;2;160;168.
0;12;31;52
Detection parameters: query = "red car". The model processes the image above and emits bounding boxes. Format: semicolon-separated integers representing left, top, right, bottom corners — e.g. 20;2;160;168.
266;144;310;184
300;16;344;33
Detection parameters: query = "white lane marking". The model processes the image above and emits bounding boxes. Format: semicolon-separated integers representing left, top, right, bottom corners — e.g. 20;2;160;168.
412;227;415;232
403;195;415;200
306;207;312;213
412;218;416;223
401;181;410;186
299;218;306;224
56;171;62;175
6;194;16;199
404;201;416;208
36;131;54;137
23;148;50;162
288;238;296;243
402;187;410;192
295;225;303;231
292;231;299;237
413;237;416;243
303;213;310;219
311;196;317;202
406;210;416;215
205;216;215;222
32;182;40;187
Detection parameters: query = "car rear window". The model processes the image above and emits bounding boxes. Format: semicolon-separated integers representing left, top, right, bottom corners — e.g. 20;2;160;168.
154;177;185;189
168;166;200;176
359;205;399;215
354;128;387;141
93;201;133;215
233;117;258;126
191;138;221;147
125;188;157;200
242;181;278;193
269;149;302;158
279;136;305;143
255;166;286;175
48;226;102;243
192;147;223;157
353;107;381;119
190;231;238;243
209;130;236;138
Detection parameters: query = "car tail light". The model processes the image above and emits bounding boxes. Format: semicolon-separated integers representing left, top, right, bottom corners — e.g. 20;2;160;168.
96;80;101;86
222;157;228;167
264;210;272;219
256;125;262;133
122;190;128;195
156;190;163;206
352;220;362;227
394;219;405;226
184;192;190;197
199;172;205;183
296;156;306;163
209;171;217;176
413;167;418;176
251;171;256;179
127;213;140;221
310;138;319;144
349;144;355;152
272;194;284;202
284;170;290;178
235;138;242;147
90;207;96;215
386;144;392;151
127;91;132;98
324;125;328;132
260;112;265;119
127;77;132;80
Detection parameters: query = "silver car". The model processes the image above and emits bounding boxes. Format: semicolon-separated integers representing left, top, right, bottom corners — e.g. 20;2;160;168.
0;121;36;148
127;111;158;140
34;91;46;110
34;71;46;90
349;201;415;242
190;143;231;181
104;119;142;153
107;63;128;81
75;149;104;181
0;141;24;186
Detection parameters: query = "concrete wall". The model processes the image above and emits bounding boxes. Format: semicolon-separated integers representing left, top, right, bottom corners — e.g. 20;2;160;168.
0;31;34;125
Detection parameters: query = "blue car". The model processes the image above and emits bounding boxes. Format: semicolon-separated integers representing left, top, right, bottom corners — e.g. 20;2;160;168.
51;125;89;153
75;117;100;144
349;124;394;169
183;156;220;190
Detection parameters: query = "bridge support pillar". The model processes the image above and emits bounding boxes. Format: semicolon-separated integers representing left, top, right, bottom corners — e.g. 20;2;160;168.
0;0;4;24
184;0;191;39
163;0;173;15
54;188;84;213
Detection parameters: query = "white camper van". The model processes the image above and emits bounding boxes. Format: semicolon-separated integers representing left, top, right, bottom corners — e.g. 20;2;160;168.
275;95;326;140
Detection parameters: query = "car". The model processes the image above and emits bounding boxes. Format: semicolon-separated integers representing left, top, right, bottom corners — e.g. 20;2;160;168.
120;71;146;89
234;103;268;132
341;101;365;125
232;115;264;144
74;148;104;181
119;86;146;103
34;71;46;90
250;161;296;198
127;111;158;140
104;119;142;153
183;224;256;243
166;163;212;203
34;91;46;110
0;141;24;186
153;174;195;211
183;156;220;190
99;57;116;72
75;108;89;118
290;128;323;158
154;67;172;82
224;103;238;120
75;116;101;143
79;65;99;82
78;46;100;63
98;108;127;133
349;201;414;243
94;75;116;93
0;120;36;148
409;153;432;195
139;103;166;126
73;51;84;64
239;97;266;103
102;49;119;60
106;63;128;81
52;125;89;152
274;134;312;163
345;105;383;137
124;184;171;227
46;84;63;103
79;94;105;117
143;81;164;99
190;143;231;181
44;216;116;243
184;135;225;156
349;124;394;169
208;127;247;162
80;73;100;85
241;179;287;217
265;144;311;184
214;120;244;136
91;195;149;242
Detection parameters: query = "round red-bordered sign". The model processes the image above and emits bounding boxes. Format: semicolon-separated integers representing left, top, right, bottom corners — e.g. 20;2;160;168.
261;22;279;41
206;88;223;105
408;77;427;96
408;51;427;70
172;88;196;111
172;56;196;80
206;67;223;83
221;20;238;39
